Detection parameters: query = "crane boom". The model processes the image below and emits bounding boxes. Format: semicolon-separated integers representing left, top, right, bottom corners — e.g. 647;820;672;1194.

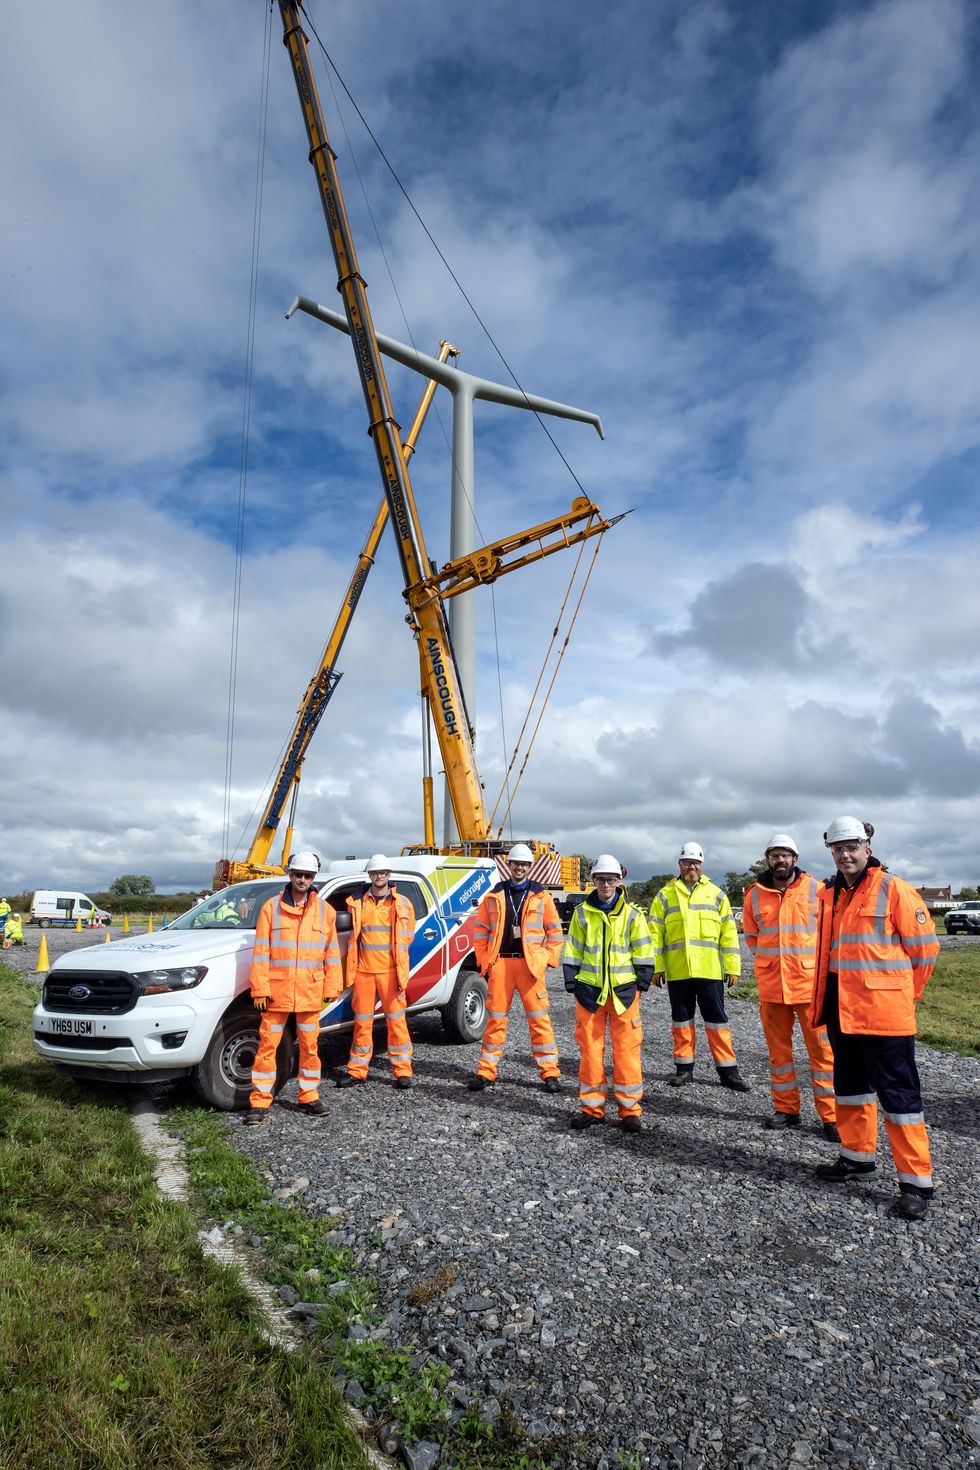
278;0;490;842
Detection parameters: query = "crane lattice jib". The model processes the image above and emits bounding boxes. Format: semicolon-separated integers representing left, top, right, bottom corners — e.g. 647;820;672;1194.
278;0;489;842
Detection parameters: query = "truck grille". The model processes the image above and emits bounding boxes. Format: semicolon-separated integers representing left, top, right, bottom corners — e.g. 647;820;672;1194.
35;1033;134;1050
42;970;139;1016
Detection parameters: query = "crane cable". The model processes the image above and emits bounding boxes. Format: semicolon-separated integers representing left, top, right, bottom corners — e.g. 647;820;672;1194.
222;1;273;859
489;531;607;837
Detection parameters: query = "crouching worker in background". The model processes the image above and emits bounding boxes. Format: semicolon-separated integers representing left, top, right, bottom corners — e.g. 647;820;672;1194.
2;913;24;948
245;850;342;1124
562;855;656;1135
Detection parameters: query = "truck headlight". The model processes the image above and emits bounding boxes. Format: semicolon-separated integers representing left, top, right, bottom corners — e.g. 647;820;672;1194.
140;965;208;995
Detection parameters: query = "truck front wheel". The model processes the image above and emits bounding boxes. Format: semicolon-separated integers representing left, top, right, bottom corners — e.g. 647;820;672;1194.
440;966;487;1044
190;1003;298;1111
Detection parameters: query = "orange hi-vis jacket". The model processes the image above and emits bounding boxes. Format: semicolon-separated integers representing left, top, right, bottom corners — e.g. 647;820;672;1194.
250;889;342;1011
811;860;939;1036
346;885;413;989
743;869;818;1004
473;883;564;981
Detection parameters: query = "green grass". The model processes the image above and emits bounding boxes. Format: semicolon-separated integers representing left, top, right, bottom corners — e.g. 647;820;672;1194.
731;946;980;1058
0;966;368;1470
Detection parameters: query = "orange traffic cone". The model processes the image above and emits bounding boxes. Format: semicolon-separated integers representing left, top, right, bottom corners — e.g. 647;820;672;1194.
146;916;154;934
36;933;50;974
123;915;130;934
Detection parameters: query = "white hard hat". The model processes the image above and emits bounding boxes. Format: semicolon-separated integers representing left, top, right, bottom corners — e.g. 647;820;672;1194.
287;850;321;874
507;843;534;864
678;842;704;862
592;854;623;878
366;853;392;873
823;816;869;847
765;832;799;857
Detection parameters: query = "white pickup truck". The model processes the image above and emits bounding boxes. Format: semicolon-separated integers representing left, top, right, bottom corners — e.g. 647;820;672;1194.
33;855;496;1109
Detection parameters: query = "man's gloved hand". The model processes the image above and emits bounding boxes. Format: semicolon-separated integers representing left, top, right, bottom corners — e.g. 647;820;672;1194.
563;965;578;994
725;974;738;991
635;972;652;994
653;973;666;989
253;995;267;1013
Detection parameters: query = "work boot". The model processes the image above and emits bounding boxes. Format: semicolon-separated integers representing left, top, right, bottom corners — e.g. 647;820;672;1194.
821;1122;840;1143
718;1068;751;1092
393;1076;413;1091
570;1112;602;1130
298;1098;328;1116
668;1069;693;1088
467;1075;492;1092
763;1112;801;1130
336;1074;366;1089
542;1076;562;1094
889;1190;930;1222
815;1156;877;1183
620;1116;642;1135
243;1108;269;1127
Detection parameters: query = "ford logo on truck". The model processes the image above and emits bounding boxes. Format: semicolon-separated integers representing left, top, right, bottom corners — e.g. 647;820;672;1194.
69;985;92;1001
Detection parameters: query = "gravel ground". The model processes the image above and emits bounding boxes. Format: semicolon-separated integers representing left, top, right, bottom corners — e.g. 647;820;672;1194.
13;930;980;1468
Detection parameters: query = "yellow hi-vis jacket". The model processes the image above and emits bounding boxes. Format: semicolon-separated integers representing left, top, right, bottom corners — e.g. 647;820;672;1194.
473;882;564;980
561;890;655;1014
649;874;741;982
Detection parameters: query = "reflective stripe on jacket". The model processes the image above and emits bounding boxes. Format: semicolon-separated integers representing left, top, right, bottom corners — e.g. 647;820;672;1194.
250;890;342;1011
346;885;413;989
472;883;563;980
562;891;655;1015
811;862;939;1036
743;870;818;1004
649;875;741;982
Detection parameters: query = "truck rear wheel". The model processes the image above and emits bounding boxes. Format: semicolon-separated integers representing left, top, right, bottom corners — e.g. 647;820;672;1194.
440;966;487;1044
38;918;50;929
190;1003;298;1111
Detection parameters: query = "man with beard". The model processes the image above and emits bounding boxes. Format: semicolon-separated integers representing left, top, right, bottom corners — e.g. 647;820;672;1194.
743;834;837;1140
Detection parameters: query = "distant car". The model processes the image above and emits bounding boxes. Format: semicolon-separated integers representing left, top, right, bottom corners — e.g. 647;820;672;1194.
730;907;743;927
945;900;980;935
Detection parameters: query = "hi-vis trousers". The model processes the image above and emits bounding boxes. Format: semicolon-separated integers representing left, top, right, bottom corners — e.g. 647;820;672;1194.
250;1009;321;1109
667;979;737;1073
759;1001;836;1122
347;968;413;1079
824;976;933;1193
475;957;560;1081
574;995;643;1119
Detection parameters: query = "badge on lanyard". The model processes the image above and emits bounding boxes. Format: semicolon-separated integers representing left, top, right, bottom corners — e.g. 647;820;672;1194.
512;924;522;940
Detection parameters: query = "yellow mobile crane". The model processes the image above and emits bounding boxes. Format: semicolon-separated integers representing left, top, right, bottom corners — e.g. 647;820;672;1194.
232;1;618;883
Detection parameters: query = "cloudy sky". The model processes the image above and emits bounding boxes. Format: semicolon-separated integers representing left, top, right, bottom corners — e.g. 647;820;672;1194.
3;0;979;896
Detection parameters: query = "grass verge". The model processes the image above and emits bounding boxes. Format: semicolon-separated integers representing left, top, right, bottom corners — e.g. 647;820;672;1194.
731;946;980;1057
0;966;368;1470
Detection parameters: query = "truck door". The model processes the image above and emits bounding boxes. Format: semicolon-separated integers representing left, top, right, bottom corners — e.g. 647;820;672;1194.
399;877;447;1004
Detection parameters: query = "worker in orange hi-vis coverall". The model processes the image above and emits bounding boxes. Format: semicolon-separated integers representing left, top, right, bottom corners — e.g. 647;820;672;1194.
337;855;416;1091
742;832;838;1141
245;850;342;1125
467;843;565;1094
812;816;940;1223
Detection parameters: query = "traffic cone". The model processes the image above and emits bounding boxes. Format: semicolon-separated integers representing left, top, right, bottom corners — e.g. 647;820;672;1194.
146;916;154;934
36;934;50;974
123;915;130;934
75;916;82;932
104;930;111;945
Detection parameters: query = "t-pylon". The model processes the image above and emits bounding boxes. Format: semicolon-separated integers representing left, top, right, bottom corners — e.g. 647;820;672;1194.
36;933;50;973
104;930;111;944
146;916;154;934
75;916;82;932
123;915;130;934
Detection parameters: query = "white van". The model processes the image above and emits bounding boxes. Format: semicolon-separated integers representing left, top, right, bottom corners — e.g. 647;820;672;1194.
32;855;496;1110
30;890;112;928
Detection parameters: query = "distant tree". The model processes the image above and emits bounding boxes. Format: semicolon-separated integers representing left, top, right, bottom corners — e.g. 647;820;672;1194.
627;873;675;907
570;854;592;887
956;886;979;900
109;874;156;898
724;861;766;904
